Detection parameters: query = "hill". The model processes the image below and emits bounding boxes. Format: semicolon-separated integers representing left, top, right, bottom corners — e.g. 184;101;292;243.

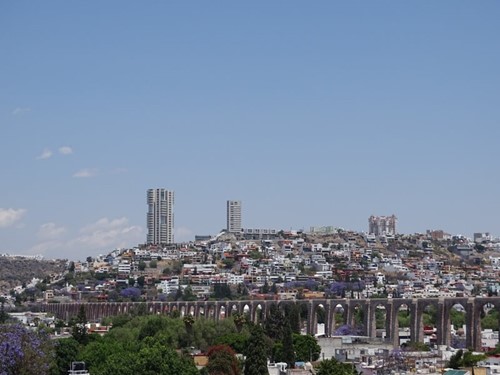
0;256;67;293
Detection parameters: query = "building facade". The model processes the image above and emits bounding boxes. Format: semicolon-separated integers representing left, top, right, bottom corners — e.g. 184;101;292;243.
147;188;174;245
368;215;397;236
226;200;241;233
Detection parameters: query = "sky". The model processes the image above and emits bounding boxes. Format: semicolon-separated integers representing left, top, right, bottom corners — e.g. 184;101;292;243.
1;2;499;260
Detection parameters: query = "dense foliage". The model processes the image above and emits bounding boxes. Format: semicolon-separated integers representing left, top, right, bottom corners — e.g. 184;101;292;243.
205;345;240;375
315;358;359;375
0;323;54;375
1;300;327;374
447;349;486;369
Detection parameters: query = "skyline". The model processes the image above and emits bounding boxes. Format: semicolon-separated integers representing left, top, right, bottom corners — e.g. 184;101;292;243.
1;1;499;260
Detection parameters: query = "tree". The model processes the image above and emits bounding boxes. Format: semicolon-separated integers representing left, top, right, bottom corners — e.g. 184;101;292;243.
281;322;295;368
482;309;499;330
183;286;197;301
244;325;269;375
213;284;232;299
206;345;240;375
261;281;270;294
293;334;321;362
51;337;80;375
447;349;486;369
316;358;359;375
286;304;301;334
0;323;54;375
149;259;158;268
121;287;141;301
215;332;249;354
232;312;247;333
264;304;284;341
72;305;88;344
0;296;9;323
138;261;147;271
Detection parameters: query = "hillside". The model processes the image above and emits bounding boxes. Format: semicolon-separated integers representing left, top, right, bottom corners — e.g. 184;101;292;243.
0;256;67;293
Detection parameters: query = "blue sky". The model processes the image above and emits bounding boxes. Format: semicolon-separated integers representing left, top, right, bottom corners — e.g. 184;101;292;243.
1;2;499;260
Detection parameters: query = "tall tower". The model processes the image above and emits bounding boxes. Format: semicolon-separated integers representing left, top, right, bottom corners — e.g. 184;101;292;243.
226;200;242;233
147;188;174;245
368;215;397;236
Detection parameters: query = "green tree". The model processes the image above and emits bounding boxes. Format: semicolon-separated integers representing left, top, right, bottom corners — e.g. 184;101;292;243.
447;349;486;369
261;281;270;294
397;310;410;328
183;286;197;301
51;337;80;375
316;358;359;375
138;261;146;271
232;312;247;333
213;284;232;299
72;305;88;344
244;325;269;375
285;304;301;334
450;308;466;329
215;332;249;354
293;334;321;362
264;304;284;341
137;276;145;288
482;309;499;330
135;340;199;375
149;259;157;268
0;296;9;323
281;322;295;368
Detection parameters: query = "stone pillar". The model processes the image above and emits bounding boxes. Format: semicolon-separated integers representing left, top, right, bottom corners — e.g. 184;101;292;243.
465;299;476;350
307;302;314;335
346;302;354;327
367;300;377;339
411;300;420;344
436;300;446;346
324;303;331;337
389;301;399;347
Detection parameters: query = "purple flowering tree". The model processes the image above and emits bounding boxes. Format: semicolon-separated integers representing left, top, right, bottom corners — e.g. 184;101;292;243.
120;287;141;301
334;324;363;336
0;324;54;375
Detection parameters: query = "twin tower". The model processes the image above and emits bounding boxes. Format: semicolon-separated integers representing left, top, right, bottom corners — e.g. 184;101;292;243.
146;188;241;245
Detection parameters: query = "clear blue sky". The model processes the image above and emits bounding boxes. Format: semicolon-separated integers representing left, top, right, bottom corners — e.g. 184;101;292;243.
1;1;499;260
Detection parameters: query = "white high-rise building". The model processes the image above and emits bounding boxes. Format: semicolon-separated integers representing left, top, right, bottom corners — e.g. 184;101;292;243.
368;215;397;236
226;200;241;233
147;188;174;245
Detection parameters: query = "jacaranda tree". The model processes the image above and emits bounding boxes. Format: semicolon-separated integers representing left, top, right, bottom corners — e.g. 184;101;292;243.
0;323;54;375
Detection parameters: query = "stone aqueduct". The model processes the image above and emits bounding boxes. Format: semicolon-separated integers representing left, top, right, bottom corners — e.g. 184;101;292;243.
40;297;500;351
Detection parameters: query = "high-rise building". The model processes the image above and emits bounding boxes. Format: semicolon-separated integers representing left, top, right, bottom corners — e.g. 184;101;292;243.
147;188;174;245
226;200;241;233
368;215;397;236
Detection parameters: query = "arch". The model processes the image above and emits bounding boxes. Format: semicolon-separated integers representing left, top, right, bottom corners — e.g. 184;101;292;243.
331;302;348;335
442;298;474;349
253;303;265;323
218;305;226;321
416;300;439;348
311;303;326;336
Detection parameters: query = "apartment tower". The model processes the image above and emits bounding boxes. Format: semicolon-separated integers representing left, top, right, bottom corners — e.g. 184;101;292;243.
147;188;174;245
368;215;397;236
226;200;242;233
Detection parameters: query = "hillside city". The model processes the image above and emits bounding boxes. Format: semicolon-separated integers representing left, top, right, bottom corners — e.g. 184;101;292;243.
2;196;500;374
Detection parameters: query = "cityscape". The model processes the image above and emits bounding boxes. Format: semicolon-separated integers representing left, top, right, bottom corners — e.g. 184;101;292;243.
2;1;499;375
2;188;500;374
